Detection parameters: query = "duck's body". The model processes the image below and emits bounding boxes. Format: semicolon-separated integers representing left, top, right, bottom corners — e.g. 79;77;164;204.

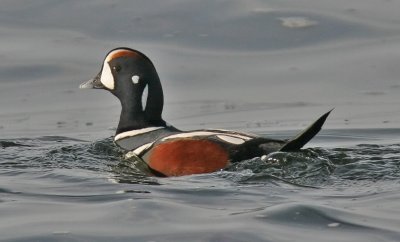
80;47;331;177
115;127;284;176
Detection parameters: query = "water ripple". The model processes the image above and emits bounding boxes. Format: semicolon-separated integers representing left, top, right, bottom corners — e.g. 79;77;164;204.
2;137;400;186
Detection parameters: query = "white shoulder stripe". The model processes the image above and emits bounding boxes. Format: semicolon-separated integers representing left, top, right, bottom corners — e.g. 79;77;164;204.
134;142;153;155
125;142;154;158
115;127;164;141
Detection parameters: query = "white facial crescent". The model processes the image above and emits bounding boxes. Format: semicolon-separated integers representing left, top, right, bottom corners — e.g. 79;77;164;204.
100;61;115;90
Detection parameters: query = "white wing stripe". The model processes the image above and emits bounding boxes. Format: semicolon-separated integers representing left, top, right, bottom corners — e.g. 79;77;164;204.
161;130;253;144
216;135;246;144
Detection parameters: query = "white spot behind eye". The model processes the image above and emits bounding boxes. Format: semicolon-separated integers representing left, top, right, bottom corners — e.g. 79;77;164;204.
132;75;140;84
100;62;114;90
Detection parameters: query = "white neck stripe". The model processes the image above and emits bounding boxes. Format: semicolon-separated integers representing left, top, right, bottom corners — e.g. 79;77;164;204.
115;127;164;141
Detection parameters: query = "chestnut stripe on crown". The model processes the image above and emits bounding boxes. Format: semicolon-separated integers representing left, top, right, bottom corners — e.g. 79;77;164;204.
106;49;140;62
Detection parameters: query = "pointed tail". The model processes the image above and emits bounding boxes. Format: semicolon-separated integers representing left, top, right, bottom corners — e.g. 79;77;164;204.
279;109;333;152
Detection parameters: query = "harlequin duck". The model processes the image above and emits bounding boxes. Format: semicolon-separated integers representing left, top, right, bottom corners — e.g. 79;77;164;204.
80;47;331;177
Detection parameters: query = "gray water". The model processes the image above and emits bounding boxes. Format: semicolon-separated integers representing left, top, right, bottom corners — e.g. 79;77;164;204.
1;1;400;241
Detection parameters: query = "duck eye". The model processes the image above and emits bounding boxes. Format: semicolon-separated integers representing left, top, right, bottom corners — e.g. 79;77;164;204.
113;65;121;73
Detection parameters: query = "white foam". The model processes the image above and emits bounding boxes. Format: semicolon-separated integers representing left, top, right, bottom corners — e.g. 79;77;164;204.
279;17;318;28
261;155;267;162
327;223;341;228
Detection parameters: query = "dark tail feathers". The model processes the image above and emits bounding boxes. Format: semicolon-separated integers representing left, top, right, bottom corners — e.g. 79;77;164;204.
279;109;333;152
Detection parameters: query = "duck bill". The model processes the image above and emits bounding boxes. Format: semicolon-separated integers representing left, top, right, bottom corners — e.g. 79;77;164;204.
79;72;105;89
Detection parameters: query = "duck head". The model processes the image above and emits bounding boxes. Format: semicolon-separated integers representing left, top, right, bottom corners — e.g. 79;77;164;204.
80;48;166;134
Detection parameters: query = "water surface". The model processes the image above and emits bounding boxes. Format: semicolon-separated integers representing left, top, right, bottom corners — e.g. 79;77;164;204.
1;0;400;241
